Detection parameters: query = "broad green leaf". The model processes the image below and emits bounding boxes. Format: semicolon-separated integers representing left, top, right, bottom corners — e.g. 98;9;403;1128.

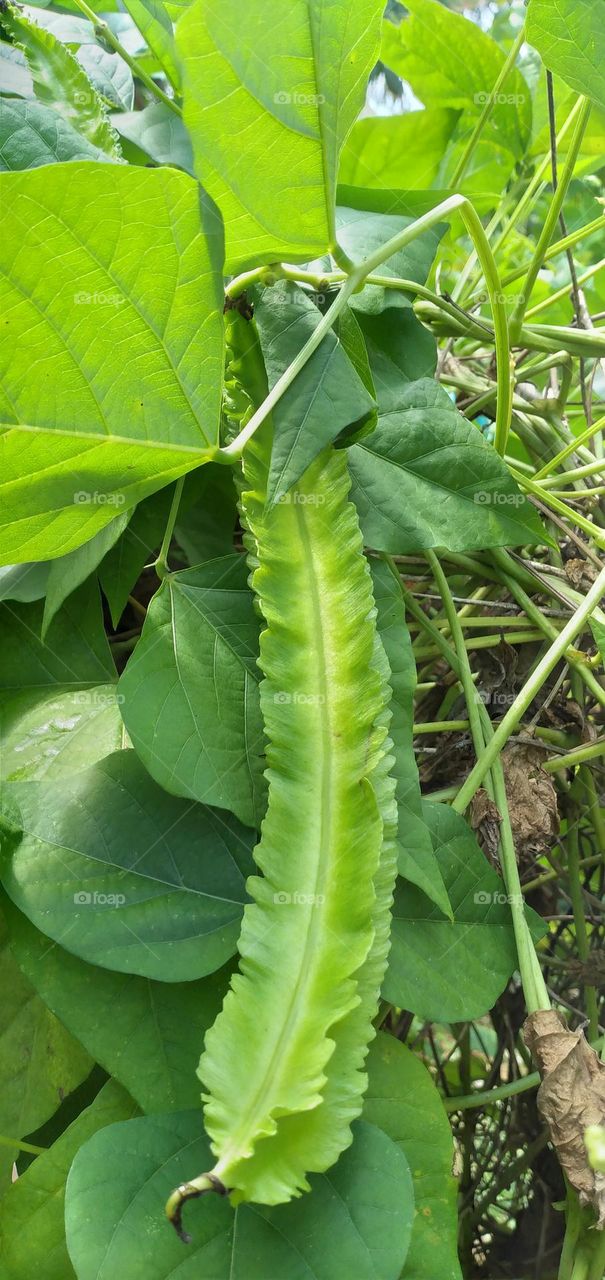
365;1034;462;1280
17;7;94;44
0;561;49;602
6;902;229;1113
253;281;376;502
0;913;92;1179
121;0;181;90
0;164;224;562
527;0;605;113
335;206;442;319
65;1114;413;1279
174;465;238;566
339;109;459;191
384;803;544;1021
98;488;175;628
76;45;134;111
0;581;115;689
0;98;109;169
0;686;125;782
348;379;544;553
111;102;193;170
1;750;255;981
178;0;384;269
2;8;120;157
371;560;451;916
382;1;531;165
119;554;266;827
0;1080;137;1280
42;514;128;636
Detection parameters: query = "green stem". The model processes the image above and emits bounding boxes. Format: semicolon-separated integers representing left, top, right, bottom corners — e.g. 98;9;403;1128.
510;98;592;342
566;802;599;1039
0;1133;46;1155
453;564;605;813
511;466;605;548
449;28;525;187
71;0;181;113
154;478;184;579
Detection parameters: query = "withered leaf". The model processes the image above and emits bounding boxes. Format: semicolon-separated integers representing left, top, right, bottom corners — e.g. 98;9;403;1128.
501;743;559;864
469;788;502;865
524;1009;605;1227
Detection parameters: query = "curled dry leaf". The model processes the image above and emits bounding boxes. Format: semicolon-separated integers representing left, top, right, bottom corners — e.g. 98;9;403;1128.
501;743;559;865
469;787;501;865
524;1010;605;1227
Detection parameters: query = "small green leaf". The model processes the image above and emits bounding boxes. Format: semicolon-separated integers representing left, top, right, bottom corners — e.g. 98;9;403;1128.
253;281;376;502
2;751;255;981
365;1034;462;1280
119;554;266;827
76;45;134;112
0;98;109;170
527;0;605;114
6;902;229;1113
0;581;115;689
65;1114;413;1279
42;515;129;637
384;803;545;1022
348;380;544;553
178;0;385;269
0;1079;137;1280
339;110;459;192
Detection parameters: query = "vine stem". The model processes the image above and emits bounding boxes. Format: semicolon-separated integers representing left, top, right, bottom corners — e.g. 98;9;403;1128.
71;0;182;113
219;194;512;460
449;27;525;188
154;477;184;579
509;97;592;342
0;1134;46;1156
453;564;605;814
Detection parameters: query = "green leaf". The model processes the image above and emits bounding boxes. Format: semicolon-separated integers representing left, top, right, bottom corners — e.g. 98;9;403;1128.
382;1;531;166
0;912;93;1178
0;685;125;783
174;465;238;567
365;1034;462;1280
111;102;193;170
76;45;134;111
6;902;229;1113
121;0;180;89
339;109;459;191
3;7;121;158
335;205;442;319
178;0;384;269
384;803;544;1022
0;1079;137;1280
253;281;376;502
119;554;266;827
0;562;49;603
42;514;129;637
348;380;544;554
527;0;605;113
371;560;451;916
0;581;115;689
0;98;109;169
2;750;255;982
65;1114;413;1279
0;164;224;561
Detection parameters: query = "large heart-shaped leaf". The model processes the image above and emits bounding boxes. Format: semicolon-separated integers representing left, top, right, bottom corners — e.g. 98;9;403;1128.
0;1079;137;1280
365;1034;462;1280
527;0;605;114
65;1115;413;1279
6;901;229;1113
119;554;266;827
178;0;384;269
349;380;544;553
384;803;544;1022
0;164;224;561
1;751;255;981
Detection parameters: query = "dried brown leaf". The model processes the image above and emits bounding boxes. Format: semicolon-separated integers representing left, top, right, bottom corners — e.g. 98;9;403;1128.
524;1010;605;1227
469;788;502;865
501;743;559;864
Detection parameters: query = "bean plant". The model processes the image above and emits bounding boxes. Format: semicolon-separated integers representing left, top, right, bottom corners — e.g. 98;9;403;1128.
1;0;605;1277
